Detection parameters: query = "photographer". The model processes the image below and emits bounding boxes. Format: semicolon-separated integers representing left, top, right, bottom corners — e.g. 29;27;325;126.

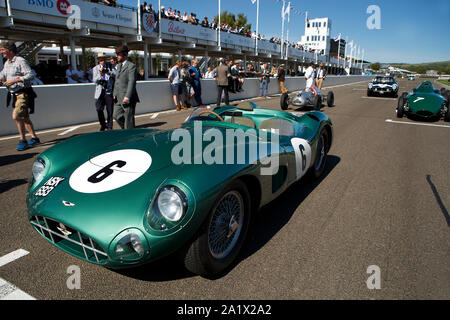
93;53;114;131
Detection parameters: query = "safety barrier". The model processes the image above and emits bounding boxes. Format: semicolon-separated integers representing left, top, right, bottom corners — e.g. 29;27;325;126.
0;76;370;136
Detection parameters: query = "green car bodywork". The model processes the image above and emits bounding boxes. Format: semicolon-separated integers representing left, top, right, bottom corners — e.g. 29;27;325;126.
27;102;333;277
396;81;450;121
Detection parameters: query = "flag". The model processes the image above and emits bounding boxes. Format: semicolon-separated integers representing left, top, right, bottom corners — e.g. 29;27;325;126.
282;1;290;20
251;0;256;4
334;33;341;42
286;2;290;22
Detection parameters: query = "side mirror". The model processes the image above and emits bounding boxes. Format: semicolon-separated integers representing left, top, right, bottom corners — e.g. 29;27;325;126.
413;88;417;93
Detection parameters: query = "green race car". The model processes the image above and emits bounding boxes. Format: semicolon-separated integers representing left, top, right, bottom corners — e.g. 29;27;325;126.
396;81;450;121
27;101;333;278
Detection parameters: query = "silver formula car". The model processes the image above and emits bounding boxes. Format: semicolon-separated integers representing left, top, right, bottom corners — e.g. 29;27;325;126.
280;87;335;110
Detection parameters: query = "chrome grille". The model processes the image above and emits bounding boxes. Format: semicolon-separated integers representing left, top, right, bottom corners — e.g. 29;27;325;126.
30;215;108;264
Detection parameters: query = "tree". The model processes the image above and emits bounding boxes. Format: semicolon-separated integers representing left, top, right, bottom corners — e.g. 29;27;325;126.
214;10;251;31
371;62;380;71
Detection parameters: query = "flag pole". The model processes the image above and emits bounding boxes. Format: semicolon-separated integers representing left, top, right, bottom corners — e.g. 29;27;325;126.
281;0;285;58
360;48;364;73
158;0;161;40
255;0;259;55
285;2;290;60
337;34;341;69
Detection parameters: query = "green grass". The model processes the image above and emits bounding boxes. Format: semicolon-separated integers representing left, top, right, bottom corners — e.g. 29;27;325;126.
437;79;450;86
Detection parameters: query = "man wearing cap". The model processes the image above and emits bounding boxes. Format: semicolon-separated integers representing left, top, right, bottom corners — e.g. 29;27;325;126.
0;41;40;151
93;53;114;131
113;45;140;129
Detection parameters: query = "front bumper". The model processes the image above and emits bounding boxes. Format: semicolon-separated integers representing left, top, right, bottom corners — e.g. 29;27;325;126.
369;86;397;94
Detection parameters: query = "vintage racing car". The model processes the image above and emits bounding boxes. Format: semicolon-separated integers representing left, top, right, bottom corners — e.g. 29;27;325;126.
280;87;335;110
367;75;399;97
396;81;450;121
27;101;333;278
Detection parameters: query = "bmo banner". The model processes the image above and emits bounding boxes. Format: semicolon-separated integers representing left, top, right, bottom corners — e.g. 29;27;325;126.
11;0;137;28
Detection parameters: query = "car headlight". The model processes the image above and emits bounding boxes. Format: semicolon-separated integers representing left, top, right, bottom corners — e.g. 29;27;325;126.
112;228;147;261
32;158;46;183
147;185;189;231
157;186;187;222
368;83;373;89
393;84;398;90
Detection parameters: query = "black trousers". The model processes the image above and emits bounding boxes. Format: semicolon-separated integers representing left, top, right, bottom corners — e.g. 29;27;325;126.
217;85;229;106
95;92;114;130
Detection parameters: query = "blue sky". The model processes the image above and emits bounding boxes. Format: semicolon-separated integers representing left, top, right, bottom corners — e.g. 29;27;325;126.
122;0;450;64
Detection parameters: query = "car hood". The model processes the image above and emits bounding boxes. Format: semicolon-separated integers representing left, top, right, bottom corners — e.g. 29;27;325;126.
408;93;444;114
27;129;190;243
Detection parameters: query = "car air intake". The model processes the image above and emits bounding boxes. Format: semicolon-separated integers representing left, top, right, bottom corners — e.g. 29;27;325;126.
30;215;108;264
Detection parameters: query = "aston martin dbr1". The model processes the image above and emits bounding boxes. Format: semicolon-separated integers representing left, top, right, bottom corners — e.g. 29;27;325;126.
27;101;333;278
396;81;450;121
280;87;335;110
367;75;399;97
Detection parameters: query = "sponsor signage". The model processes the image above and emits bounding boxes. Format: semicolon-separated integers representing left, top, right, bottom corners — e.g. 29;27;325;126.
142;12;157;35
161;19;216;42
11;0;136;28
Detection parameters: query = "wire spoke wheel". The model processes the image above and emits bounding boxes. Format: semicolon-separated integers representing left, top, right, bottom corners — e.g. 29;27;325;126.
314;134;325;172
208;191;244;260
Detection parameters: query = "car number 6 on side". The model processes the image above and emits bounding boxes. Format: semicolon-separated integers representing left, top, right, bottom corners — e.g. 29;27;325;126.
290;138;312;180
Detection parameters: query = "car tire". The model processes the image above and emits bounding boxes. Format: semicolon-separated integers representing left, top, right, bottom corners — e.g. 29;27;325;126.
183;180;251;278
280;92;289;110
313;95;322;110
367;89;372;97
307;127;329;180
327;91;335;107
397;95;405;118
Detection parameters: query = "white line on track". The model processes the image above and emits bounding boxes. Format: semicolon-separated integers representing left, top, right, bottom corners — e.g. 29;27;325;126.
0;278;35;300
0;109;177;141
0;249;29;268
385;119;450;128
58;126;80;136
0;249;35;300
150;113;159;119
362;96;397;100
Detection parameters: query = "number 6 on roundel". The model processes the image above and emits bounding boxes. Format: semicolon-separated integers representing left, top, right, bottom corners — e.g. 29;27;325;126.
290;138;312;180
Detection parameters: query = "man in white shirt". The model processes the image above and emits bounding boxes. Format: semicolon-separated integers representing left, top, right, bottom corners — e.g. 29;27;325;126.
204;66;215;79
304;62;316;89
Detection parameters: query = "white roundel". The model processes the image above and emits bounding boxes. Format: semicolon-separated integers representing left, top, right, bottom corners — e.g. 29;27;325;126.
69;149;152;193
290;138;312;180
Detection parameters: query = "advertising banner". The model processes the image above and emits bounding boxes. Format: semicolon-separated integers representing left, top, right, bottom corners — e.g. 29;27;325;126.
161;19;216;42
11;0;137;28
258;40;280;53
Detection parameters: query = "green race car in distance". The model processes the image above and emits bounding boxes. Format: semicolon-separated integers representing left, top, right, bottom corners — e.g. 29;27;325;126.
396;81;450;121
27;101;333;278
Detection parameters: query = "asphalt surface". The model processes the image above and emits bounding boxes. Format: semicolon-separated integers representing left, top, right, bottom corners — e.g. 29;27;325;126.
0;78;449;300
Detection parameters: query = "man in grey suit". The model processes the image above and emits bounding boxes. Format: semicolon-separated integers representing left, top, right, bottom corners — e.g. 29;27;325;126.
214;58;231;106
113;45;140;129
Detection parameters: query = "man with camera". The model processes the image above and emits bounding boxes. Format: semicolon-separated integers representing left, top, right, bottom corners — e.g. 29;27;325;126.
93;53;114;131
